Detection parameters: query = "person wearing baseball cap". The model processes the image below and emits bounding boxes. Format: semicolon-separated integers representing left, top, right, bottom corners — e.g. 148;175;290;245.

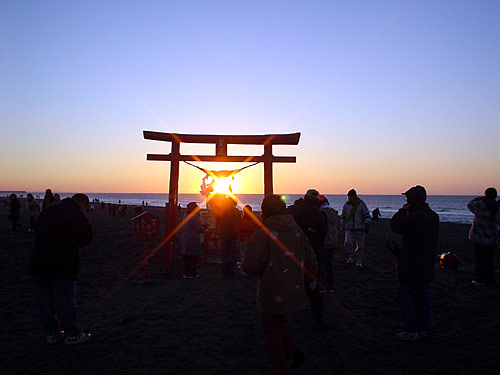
390;185;439;340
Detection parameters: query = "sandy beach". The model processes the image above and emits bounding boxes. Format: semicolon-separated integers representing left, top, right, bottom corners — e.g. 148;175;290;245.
1;202;499;375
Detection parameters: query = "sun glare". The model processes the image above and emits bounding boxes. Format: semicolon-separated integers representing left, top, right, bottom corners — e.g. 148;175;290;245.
212;177;233;194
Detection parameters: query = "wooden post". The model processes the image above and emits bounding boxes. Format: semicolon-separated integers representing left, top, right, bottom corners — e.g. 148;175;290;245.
166;141;180;272
264;143;273;196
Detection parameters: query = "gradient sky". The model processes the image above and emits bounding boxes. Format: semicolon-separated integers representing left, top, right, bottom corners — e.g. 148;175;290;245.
1;1;499;195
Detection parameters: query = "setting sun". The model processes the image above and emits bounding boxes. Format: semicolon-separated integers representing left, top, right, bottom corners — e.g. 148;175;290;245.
212;177;233;194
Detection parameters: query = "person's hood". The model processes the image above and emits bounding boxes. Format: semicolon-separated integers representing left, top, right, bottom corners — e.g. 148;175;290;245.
321;206;337;219
61;197;82;212
263;214;298;233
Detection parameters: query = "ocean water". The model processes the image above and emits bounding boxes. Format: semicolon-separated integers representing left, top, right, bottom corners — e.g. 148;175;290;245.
7;192;475;224
68;193;475;224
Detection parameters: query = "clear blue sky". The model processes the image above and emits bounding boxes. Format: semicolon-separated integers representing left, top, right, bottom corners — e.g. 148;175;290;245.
1;1;499;194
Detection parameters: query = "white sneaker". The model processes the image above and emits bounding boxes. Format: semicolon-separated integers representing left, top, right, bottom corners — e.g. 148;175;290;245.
347;257;354;264
64;332;91;345
356;262;363;268
395;330;419;341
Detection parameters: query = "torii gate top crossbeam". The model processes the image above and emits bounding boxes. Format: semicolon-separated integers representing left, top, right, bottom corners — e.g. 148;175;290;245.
143;131;300;146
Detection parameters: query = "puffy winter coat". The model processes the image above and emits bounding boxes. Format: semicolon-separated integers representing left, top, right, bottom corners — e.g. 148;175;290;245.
242;214;317;315
467;197;500;245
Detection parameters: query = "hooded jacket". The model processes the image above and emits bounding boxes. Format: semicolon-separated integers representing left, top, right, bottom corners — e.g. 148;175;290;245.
320;205;338;248
288;198;327;252
28;197;93;280
242;214;317;315
390;203;439;285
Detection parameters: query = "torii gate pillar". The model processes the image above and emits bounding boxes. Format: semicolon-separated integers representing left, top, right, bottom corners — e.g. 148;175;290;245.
263;143;273;196
143;131;301;272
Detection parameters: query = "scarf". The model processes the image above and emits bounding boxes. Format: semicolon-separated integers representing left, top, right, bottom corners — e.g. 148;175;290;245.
345;198;361;222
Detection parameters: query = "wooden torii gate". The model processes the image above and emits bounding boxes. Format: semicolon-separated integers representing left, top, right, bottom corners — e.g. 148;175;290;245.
143;130;301;271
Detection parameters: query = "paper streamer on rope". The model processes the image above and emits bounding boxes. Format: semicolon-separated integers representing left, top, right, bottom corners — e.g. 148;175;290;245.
183;160;259;197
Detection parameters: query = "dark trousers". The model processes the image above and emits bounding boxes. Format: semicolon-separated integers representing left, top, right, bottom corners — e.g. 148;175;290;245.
29;215;37;231
474;242;495;284
183;255;198;277
10;217;20;231
318;247;334;291
399;282;430;333
261;312;300;375
305;276;324;325
33;276;82;336
221;239;237;278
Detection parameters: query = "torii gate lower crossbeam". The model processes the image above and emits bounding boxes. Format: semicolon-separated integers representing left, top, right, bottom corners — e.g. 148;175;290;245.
143;131;301;272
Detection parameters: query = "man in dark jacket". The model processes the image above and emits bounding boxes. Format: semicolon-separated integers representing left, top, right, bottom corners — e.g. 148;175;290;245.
390;185;439;340
288;189;327;329
218;197;241;279
29;193;93;345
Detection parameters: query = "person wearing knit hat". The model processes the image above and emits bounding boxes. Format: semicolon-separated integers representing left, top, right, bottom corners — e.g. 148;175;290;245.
243;195;317;373
340;189;370;267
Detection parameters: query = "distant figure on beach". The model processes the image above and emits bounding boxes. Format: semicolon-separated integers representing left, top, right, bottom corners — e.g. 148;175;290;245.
28;193;93;345
243;194;317;374
42;189;55;211
27;193;41;232
8;193;21;231
390;185;439;341
341;189;370;267
467;187;500;286
238;205;259;266
53;193;61;205
218;197;241;279
118;205;127;217
372;207;381;221
318;195;338;293
288;189;327;329
181;202;204;279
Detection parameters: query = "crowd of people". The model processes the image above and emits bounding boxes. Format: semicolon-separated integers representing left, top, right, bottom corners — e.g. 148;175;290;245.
175;186;499;373
5;185;499;375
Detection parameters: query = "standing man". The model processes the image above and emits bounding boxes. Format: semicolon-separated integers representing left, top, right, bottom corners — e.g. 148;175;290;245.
341;189;370;267
28;193;93;345
467;187;500;286
390;185;439;340
218;197;241;279
243;195;317;375
288;189;327;329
